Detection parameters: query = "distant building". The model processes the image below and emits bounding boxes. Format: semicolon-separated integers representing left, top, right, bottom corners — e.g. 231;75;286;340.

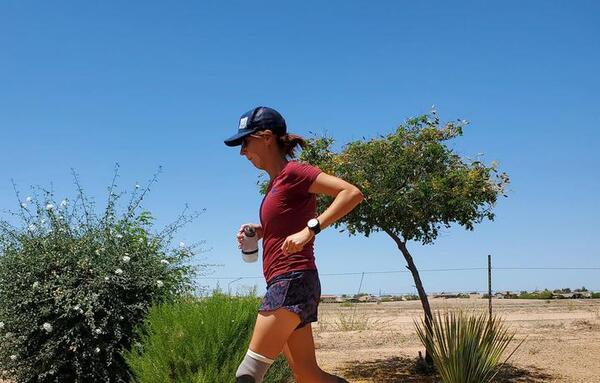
357;295;379;303
552;291;592;299
434;292;469;299
320;295;341;303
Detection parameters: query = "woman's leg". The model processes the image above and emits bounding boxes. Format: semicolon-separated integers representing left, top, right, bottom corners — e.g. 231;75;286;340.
236;307;301;382
249;307;301;358
283;323;346;383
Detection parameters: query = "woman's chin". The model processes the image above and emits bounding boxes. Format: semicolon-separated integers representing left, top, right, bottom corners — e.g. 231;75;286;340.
248;158;263;169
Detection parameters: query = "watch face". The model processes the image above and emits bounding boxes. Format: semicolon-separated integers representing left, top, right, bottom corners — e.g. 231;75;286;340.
308;218;318;228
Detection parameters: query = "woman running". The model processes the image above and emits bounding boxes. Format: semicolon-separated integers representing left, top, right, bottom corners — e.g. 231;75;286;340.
224;106;363;383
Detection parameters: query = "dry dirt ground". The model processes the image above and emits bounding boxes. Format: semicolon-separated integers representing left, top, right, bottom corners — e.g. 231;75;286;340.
2;299;598;382
313;298;600;383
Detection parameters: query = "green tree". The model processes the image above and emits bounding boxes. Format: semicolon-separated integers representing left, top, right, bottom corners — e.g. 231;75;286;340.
293;111;509;363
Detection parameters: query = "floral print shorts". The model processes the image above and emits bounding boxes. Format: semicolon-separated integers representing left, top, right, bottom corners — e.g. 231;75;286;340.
259;269;321;329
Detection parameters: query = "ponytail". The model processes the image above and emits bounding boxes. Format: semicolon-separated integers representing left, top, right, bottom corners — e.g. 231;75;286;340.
276;133;307;159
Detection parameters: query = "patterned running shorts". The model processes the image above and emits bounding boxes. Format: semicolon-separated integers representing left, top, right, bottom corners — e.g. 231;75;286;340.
259;269;321;329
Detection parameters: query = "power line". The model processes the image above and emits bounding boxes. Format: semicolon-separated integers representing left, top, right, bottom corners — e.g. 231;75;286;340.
201;266;600;280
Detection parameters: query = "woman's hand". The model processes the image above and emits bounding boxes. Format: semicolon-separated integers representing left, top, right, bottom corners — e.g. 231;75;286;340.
237;223;263;249
281;227;315;255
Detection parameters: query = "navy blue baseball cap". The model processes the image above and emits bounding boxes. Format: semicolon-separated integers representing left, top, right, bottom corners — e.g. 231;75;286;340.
224;106;287;147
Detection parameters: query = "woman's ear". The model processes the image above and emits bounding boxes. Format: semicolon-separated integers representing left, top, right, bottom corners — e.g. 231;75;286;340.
263;130;275;146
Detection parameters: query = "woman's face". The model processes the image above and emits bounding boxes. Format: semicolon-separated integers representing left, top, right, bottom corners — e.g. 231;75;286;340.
240;132;272;169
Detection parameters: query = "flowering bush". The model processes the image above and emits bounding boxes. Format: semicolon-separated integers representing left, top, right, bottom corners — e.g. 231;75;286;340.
0;168;201;382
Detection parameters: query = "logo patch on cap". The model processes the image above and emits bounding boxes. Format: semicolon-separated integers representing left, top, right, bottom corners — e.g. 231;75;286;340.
239;117;248;130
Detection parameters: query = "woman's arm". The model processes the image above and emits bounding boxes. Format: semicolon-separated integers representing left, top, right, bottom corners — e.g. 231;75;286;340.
281;172;363;255
308;172;364;231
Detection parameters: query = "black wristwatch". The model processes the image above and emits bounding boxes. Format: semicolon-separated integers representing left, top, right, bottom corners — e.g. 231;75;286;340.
307;218;321;235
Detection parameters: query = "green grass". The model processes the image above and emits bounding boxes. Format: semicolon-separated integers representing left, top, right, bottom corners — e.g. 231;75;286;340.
123;293;292;383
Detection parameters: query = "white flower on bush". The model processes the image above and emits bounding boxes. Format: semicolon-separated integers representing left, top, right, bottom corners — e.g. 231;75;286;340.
46;203;54;211
60;199;68;208
32;281;39;289
21;202;27;208
135;184;140;189
160;259;170;265
122;256;131;263
10;355;17;361
156;280;164;288
95;249;101;256
115;268;123;275
95;328;102;334
26;196;32;202
5;332;13;339
119;315;124;320
28;224;36;232
116;233;123;239
94;347;101;354
104;276;110;281
179;241;185;248
42;323;53;333
0;321;4;330
73;305;80;311
40;219;46;224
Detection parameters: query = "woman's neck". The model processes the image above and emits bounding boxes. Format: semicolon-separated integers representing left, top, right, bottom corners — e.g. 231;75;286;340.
265;156;289;180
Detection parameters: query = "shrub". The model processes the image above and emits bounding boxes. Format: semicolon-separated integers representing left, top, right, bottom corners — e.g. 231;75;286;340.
415;311;523;383
518;289;553;299
0;168;202;382
123;293;292;383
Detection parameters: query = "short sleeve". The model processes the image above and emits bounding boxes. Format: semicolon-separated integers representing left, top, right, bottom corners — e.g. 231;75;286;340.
286;162;322;195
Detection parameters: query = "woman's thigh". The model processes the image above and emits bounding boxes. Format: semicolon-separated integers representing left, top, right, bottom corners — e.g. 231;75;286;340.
249;307;301;360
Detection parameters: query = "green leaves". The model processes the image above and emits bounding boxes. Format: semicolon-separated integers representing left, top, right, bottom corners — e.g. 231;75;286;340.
0;169;201;382
295;112;510;245
415;311;523;383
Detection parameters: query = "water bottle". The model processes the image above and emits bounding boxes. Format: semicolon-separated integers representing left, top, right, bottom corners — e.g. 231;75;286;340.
241;225;259;263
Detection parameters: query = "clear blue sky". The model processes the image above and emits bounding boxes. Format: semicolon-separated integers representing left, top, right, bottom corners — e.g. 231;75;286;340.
1;1;599;295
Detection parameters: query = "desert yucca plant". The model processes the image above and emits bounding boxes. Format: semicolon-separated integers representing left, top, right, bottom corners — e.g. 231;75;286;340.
415;311;523;383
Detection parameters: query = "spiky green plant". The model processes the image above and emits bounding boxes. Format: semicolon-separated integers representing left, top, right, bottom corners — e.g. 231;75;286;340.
415;311;523;383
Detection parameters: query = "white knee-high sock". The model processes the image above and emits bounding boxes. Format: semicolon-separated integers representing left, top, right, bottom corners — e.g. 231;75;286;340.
235;349;274;383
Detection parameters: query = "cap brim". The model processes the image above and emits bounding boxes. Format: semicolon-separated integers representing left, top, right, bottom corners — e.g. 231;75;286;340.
224;128;255;147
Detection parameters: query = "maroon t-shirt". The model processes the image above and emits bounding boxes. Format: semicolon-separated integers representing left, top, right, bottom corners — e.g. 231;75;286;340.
260;161;322;283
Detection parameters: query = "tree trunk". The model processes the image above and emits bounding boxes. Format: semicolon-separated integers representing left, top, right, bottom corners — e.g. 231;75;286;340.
383;228;434;366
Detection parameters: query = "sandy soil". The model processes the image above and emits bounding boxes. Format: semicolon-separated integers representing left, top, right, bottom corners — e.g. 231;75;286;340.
2;299;598;382
313;298;600;383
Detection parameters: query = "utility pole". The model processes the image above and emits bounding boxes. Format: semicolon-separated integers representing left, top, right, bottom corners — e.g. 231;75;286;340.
488;254;492;319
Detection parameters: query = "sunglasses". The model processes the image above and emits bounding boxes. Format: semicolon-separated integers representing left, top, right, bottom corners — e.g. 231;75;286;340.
241;132;268;148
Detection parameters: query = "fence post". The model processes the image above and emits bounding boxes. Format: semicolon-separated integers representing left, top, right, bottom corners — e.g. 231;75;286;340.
488;254;492;319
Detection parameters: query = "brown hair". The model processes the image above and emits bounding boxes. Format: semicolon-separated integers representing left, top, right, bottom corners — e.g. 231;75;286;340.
253;130;307;159
276;133;307;159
